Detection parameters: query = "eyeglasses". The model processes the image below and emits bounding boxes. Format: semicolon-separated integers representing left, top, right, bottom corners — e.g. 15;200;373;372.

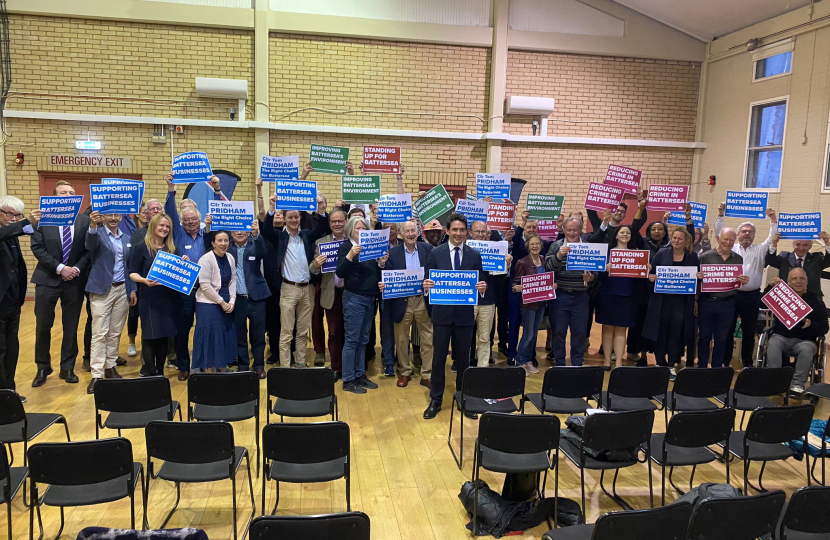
0;209;24;219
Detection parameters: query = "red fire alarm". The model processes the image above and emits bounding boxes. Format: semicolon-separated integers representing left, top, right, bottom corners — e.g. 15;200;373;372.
14;152;24;165
708;175;716;186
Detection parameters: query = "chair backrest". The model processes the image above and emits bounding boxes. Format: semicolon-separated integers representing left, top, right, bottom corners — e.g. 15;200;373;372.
262;422;349;465
664;409;736;449
687;491;786;540
733;367;793;398
591;502;692;540
249;512;369;540
542;366;604;400
672;367;734;399
461;367;525;400
266;367;334;402
94;376;174;414
780;486;830;536
0;389;26;426
145;421;235;465
582;409;654;451
28;438;135;486
606;366;670;399
744;404;814;445
478;413;559;455
188;371;259;407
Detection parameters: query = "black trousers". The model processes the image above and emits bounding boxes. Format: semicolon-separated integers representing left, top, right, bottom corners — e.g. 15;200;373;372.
83;293;92;361
497;284;509;349
142;337;169;374
654;295;686;367
34;282;85;372
235;296;267;371
0;305;21;390
723;289;761;367
265;292;281;362
174;290;197;372
430;324;474;403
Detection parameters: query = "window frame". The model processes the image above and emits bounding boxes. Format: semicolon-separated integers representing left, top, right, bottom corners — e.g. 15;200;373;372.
742;95;789;193
822;116;830;192
751;38;794;83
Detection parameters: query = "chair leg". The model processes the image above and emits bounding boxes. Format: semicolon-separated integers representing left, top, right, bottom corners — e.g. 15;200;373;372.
661;464;666;506
232;476;238;540
261;461;267;517
472;457;480;537
648;456;653;508
130;492;135;530
668;466;690;496
243;454;256;540
346;460;352;512
448;395;463;469
8;501;12;540
600;469;633;511
580;468;586;516
806;452;811;487
255;413;261;479
745;461;769;493
744;460;749;495
55;507;65;540
159;482;182;529
140;468;148;530
270;481;280;516
689;465;697;493
739;411;747;431
554;452;559;528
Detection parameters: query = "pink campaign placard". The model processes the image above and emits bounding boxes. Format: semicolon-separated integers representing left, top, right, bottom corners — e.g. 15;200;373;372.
604;164;642;195
762;281;814;330
608;249;650;278
701;264;743;293
584;182;624;212
487;202;516;231
522;271;556;304
537;220;558;240
647;184;689;212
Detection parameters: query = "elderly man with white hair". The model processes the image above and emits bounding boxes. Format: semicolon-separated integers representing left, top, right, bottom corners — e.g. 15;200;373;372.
714;203;778;367
0;196;40;397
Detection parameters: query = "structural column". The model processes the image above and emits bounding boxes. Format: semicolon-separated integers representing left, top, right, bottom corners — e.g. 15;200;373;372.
485;0;509;173
254;0;271;164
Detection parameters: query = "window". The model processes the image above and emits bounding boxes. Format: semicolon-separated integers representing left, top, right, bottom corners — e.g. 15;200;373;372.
745;97;787;190
754;51;792;80
824;119;830;190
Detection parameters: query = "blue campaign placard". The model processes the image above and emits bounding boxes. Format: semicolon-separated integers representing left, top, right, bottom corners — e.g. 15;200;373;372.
208;201;254;231
778;212;821;240
319;240;344;273
475;173;511;200
172;152;213;184
146;250;201;295
276;179;317;211
102;178;144;204
668;202;708;229
654;266;697;295
90;183;141;215
455;199;489;223
358;228;390;262
382;268;424;299
467;240;508;272
725;191;768;219
566;242;608;272
428;270;478;306
39;196;83;227
261;155;299;181
377;194;413;222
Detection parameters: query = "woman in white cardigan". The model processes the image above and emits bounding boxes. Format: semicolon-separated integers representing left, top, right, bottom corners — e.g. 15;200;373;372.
192;230;237;372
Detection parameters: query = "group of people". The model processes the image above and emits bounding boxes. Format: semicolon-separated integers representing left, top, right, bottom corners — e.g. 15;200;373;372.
0;166;827;413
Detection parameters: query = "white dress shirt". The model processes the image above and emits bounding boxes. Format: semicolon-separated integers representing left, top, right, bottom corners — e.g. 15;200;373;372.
715;216;777;291
282;229;310;283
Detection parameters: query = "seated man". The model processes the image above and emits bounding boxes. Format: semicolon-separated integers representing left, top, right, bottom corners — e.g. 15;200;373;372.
766;268;829;396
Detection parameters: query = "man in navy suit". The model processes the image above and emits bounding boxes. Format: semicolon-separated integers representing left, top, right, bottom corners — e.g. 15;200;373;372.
422;213;487;419
382;219;433;389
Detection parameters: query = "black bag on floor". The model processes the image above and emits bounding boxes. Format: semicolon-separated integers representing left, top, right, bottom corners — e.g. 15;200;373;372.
674;482;741;506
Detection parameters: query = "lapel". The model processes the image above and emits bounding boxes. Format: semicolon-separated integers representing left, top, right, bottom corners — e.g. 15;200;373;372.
461;244;475;270
418;243;429;267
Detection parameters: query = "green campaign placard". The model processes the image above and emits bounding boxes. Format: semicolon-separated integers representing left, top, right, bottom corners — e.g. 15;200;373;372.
526;194;564;220
341;175;381;204
414;184;454;226
308;144;350;175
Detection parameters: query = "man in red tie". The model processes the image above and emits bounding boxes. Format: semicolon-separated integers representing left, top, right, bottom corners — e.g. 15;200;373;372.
766;231;830;301
30;181;91;387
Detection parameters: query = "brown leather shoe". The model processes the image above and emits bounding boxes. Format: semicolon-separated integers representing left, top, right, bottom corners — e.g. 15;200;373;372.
116;356;128;366
105;367;123;379
419;378;431;389
177;371;190;382
256;368;266;379
87;378;100;394
396;375;411;388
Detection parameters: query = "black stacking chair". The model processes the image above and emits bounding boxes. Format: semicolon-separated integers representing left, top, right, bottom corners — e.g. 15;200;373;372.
249;512;369;540
266;367;337;423
0;390;70;465
93;377;181;439
597;367;670;411
525;366;603;415
542;501;692;540
650;408;735;505
658;367;733;420
188;372;260;475
1;444;27;540
686;490;786;540
472;413;560;535
449;367;526;469
724;404;814;494
261;422;350;515
27;438;146;540
145;421;254;540
779;486;830;540
810;416;828;486
715;366;793;429
559;409;655;511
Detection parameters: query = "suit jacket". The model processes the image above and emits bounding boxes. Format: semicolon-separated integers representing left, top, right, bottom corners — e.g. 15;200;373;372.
643;247;699;358
426;242;483;327
226;234;271;302
0;219;30;308
311;234;347;310
84;226;136;297
30;214;91;287
196;251;237;306
384;241;433;323
765;250;830;299
260;212;331;291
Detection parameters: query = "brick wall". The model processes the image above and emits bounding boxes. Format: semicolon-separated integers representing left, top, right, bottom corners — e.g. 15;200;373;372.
505;51;701;141
269;33;490;132
8;14;255;119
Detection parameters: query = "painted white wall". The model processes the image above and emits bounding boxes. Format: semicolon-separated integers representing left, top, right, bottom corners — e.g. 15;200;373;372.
509;0;623;37
269;0;492;27
134;0;251;7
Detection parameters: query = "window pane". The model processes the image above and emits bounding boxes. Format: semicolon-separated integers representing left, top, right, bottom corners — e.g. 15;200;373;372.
755;51;792;79
747;149;782;189
749;101;786;148
826;145;830;190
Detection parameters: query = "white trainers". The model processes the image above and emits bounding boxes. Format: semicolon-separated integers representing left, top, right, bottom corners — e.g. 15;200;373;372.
790;384;805;396
127;344;137;357
527;364;540;374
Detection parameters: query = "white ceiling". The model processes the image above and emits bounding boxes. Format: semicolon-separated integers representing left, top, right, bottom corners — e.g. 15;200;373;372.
611;0;813;41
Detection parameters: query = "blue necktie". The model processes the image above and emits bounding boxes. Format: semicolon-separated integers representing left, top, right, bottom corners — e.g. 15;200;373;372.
61;226;72;265
453;246;461;271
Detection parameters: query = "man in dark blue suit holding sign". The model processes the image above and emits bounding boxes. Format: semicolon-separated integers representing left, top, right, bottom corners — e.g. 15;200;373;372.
422;213;487;420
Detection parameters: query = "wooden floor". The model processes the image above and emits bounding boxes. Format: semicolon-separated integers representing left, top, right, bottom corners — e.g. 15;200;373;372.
7;301;830;540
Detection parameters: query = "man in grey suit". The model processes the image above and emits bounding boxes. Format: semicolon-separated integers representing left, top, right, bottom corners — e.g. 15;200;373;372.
766;231;830;301
31;181;91;387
